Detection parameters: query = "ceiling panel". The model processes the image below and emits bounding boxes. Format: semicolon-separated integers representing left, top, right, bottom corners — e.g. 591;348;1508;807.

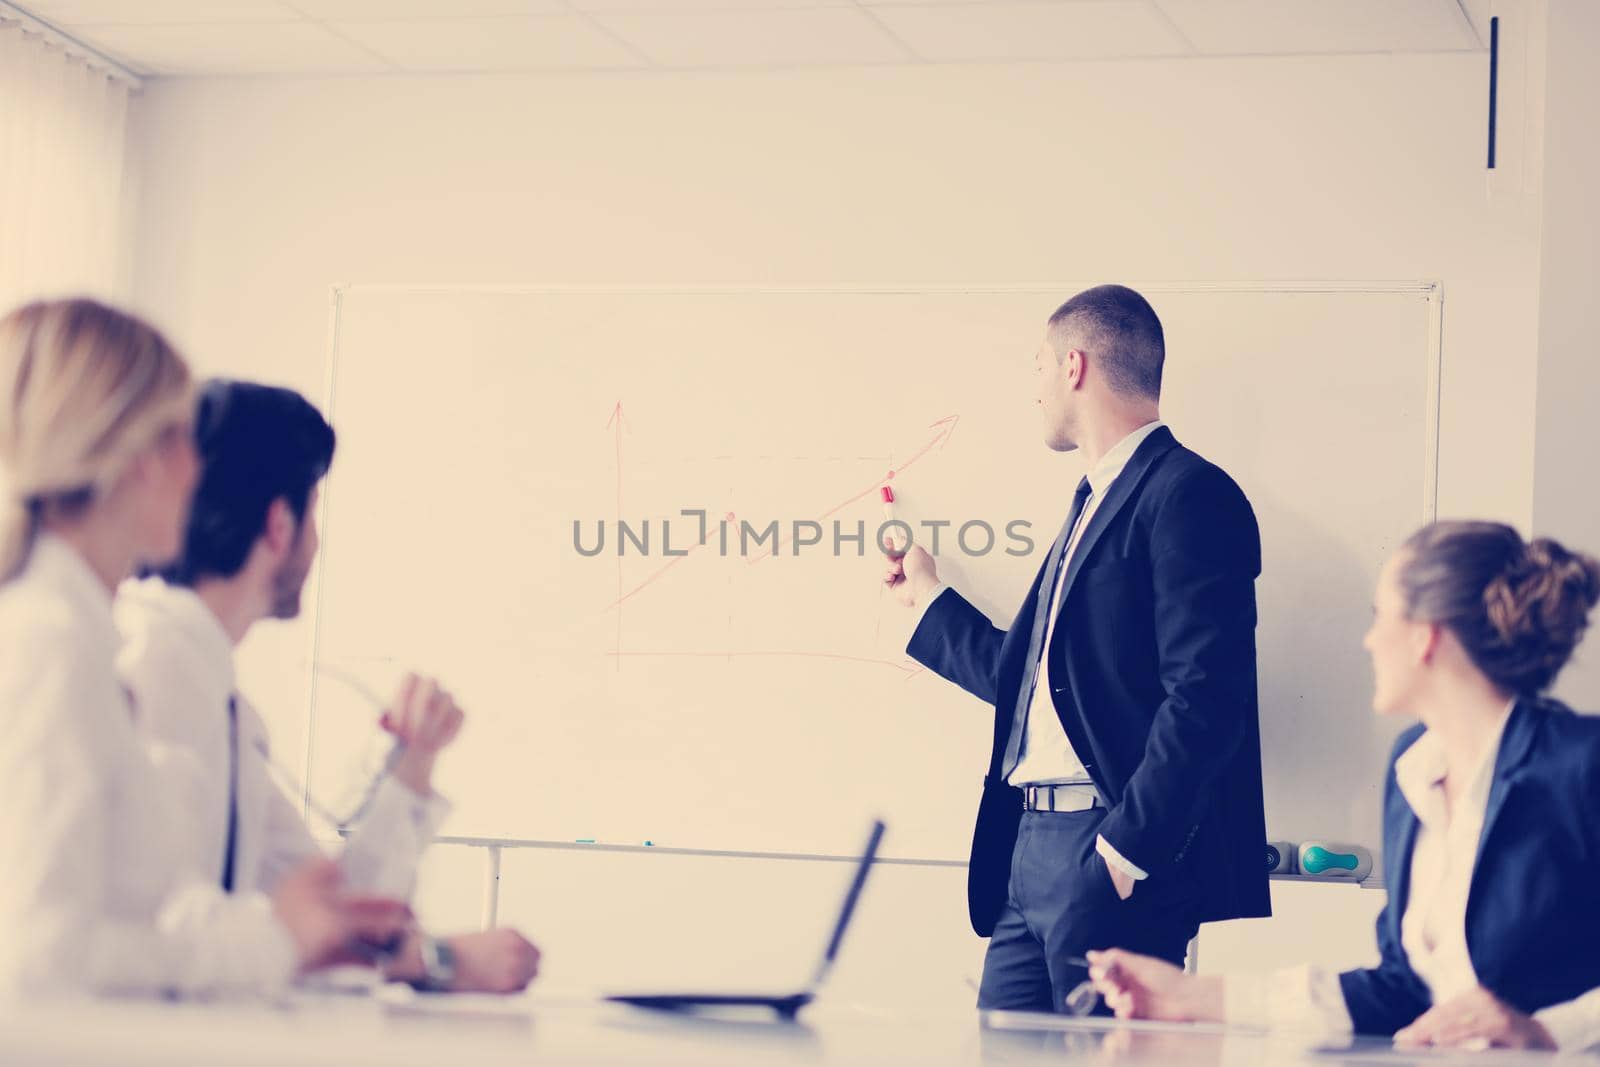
870;0;1190;62
593;7;908;67
9;0;1493;76
287;0;562;17
334;14;643;71
570;0;853;9
1153;0;1480;55
19;0;295;24
82;19;387;74
1457;0;1492;48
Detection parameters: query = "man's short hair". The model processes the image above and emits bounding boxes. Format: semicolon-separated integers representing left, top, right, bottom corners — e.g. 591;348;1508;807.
1046;284;1165;400
156;379;336;585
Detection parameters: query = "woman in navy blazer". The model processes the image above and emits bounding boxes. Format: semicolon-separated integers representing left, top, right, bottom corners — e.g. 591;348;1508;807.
1082;520;1600;1052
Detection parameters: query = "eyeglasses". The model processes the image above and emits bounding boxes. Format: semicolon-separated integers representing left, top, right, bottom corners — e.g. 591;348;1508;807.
263;662;405;832
1062;956;1102;1017
261;663;416;965
1063;979;1100;1017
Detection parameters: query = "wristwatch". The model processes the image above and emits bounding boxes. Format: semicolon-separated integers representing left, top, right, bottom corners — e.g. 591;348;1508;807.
410;935;457;992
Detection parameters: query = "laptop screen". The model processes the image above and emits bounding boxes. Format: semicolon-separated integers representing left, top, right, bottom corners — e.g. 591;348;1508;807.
809;820;886;989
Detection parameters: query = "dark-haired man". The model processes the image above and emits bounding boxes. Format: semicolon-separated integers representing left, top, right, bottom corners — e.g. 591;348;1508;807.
116;380;539;994
884;284;1270;1012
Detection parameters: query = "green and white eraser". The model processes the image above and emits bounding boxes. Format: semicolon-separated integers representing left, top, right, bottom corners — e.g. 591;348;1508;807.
1298;842;1372;880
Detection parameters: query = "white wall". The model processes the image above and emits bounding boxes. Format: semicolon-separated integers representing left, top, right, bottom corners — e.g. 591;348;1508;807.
126;46;1544;1007
1534;0;1600;710
0;20;137;310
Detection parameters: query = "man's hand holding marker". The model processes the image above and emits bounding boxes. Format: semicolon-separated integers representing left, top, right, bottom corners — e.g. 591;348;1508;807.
880;485;940;608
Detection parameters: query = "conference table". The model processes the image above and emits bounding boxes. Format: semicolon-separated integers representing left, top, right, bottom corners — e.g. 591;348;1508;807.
0;987;1585;1066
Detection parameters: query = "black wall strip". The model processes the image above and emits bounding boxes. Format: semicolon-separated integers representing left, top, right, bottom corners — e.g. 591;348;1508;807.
1488;15;1500;169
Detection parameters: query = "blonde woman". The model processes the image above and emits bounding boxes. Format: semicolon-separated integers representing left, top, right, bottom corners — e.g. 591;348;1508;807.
0;298;408;999
1088;521;1600;1052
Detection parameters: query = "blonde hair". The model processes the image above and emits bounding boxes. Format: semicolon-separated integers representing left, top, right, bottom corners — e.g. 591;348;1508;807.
0;299;194;582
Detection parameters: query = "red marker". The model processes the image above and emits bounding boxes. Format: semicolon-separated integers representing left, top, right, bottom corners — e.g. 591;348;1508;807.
881;485;901;554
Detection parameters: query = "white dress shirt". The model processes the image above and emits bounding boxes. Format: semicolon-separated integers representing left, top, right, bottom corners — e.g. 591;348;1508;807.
1224;704;1599;1050
913;420;1166;884
115;577;449;901
0;535;296;1000
1006;420;1165;789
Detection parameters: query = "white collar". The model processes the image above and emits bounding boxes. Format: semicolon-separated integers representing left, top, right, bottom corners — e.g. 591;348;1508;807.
26;533;120;655
114;575;237;696
1084;420;1165;497
1394;699;1516;826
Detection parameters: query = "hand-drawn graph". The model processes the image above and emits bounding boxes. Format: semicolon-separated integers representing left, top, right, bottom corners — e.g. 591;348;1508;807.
599;403;962;681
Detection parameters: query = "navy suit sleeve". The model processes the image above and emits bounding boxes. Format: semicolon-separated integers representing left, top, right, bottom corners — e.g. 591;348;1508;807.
1095;465;1261;875
1337;734;1432;1035
1337;920;1433;1035
905;588;1004;708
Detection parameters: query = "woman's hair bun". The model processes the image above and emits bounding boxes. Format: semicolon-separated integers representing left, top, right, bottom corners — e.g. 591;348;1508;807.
1401;521;1600;695
1480;537;1600;692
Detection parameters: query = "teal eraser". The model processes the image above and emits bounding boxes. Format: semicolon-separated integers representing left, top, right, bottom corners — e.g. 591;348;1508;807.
1298;842;1372;880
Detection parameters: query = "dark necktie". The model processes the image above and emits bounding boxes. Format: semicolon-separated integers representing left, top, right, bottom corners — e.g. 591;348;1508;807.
221;695;239;893
1000;476;1094;779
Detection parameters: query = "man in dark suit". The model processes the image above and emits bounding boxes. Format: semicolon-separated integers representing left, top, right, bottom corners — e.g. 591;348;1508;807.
883;284;1270;1012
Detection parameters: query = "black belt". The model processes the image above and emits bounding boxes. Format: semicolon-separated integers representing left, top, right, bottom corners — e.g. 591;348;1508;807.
1021;783;1101;813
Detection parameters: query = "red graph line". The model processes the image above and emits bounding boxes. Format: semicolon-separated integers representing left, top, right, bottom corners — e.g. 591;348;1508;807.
605;649;923;677
606;543;701;608
745;414;959;565
601;413;958;608
603;511;734;610
607;401;627;665
891;414;958;472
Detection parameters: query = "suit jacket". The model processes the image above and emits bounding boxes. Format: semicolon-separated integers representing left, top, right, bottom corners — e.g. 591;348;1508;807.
1339;698;1600;1035
906;425;1271;935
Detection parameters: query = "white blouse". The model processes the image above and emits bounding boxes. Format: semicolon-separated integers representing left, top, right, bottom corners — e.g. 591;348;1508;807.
0;535;295;1000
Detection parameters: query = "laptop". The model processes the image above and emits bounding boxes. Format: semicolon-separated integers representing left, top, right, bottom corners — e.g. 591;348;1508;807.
605;819;886;1021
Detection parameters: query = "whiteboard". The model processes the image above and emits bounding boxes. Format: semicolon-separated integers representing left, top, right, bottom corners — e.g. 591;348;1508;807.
305;284;1438;860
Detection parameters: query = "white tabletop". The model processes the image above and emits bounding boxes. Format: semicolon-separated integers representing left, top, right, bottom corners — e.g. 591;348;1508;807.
0;988;1585;1066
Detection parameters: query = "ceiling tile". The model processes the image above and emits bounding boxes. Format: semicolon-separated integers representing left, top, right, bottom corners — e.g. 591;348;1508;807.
76;19;388;74
1153;0;1481;55
869;1;1189;61
334;14;643;70
18;0;295;24
1457;0;1493;48
14;0;1494;75
570;0;851;10
286;0;562;18
593;7;907;66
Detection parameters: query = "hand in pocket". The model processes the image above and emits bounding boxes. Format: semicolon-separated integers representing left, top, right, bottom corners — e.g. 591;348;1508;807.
1101;853;1135;900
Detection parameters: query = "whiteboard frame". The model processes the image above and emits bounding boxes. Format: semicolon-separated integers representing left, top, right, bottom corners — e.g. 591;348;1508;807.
304;280;1444;868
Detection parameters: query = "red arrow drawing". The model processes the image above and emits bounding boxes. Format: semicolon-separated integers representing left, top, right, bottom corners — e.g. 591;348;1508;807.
605;649;925;678
604;510;734;610
607;401;629;662
744;414;960;565
601;413;959;608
